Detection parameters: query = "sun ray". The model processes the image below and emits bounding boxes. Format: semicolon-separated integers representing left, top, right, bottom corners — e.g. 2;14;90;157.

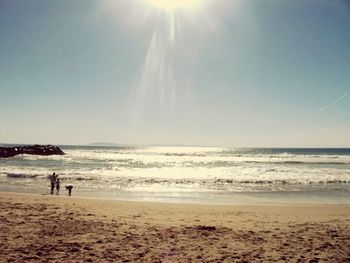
146;0;201;11
99;0;234;126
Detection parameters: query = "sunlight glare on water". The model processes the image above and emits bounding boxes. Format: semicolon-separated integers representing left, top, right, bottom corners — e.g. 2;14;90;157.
1;146;350;203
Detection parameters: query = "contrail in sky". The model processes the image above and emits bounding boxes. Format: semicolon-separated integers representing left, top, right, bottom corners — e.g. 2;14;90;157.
317;91;349;113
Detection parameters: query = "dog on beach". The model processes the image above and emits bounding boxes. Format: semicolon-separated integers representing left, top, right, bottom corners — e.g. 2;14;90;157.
66;185;73;196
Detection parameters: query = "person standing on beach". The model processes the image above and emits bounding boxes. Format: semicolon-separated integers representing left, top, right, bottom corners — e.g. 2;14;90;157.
56;178;60;195
49;172;58;195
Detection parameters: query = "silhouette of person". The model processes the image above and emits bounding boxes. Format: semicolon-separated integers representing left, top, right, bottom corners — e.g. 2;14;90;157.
50;172;57;195
66;185;73;196
56;178;60;195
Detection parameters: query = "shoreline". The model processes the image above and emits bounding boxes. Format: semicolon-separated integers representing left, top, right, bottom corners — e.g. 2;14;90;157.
2;190;350;206
1;184;349;205
2;191;350;227
1;191;350;262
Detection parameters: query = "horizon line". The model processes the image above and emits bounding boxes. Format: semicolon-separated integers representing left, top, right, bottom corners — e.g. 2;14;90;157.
1;142;350;149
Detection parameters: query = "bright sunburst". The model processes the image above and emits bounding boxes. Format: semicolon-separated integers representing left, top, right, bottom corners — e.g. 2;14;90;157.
100;0;227;122
147;0;201;11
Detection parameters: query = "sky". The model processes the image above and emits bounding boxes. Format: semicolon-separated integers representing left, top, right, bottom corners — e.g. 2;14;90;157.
0;0;349;147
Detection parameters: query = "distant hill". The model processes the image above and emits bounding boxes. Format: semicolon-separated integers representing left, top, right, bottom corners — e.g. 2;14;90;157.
88;142;123;147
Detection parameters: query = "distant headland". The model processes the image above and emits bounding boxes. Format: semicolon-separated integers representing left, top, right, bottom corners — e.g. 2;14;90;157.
0;145;65;158
88;142;123;147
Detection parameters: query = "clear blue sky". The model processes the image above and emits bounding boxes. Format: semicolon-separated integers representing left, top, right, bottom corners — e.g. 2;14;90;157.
1;0;349;147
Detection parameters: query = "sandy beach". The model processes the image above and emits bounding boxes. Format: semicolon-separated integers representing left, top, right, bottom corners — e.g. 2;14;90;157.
0;192;349;262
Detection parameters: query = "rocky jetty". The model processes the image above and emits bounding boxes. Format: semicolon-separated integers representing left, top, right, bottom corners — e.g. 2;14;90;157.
0;145;65;158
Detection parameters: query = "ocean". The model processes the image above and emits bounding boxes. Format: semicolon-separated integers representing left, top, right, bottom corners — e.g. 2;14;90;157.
1;146;349;204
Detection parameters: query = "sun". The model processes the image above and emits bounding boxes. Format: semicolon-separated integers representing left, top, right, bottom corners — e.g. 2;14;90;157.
146;0;201;11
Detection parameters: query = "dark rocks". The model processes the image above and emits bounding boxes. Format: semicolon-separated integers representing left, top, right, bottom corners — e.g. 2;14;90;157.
0;145;65;158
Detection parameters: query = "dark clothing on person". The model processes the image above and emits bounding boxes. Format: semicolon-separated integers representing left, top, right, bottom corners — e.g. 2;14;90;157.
50;182;55;195
56;178;60;195
49;173;58;195
66;185;73;196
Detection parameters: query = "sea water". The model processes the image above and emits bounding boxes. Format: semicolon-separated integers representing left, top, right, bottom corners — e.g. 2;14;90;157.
0;146;349;204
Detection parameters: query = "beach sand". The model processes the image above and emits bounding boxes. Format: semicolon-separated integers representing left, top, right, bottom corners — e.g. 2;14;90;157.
1;192;349;262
